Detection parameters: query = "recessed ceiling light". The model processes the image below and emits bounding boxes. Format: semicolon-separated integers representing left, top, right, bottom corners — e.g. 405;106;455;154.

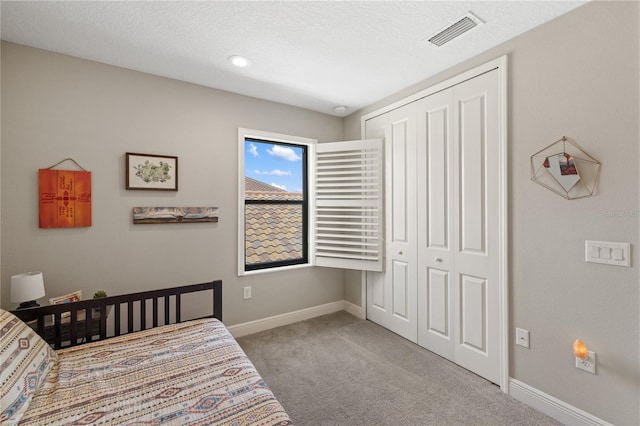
333;106;347;114
229;55;250;67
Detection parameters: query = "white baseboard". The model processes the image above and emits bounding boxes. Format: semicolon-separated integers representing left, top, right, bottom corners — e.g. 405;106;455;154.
227;300;346;338
509;378;612;426
344;300;365;319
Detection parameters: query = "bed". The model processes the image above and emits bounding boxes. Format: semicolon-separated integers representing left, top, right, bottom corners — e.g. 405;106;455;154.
1;280;292;425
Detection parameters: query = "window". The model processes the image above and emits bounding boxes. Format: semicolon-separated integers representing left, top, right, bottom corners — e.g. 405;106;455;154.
238;129;315;274
238;128;384;276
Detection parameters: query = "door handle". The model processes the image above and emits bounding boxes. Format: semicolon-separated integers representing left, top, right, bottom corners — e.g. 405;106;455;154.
435;257;443;262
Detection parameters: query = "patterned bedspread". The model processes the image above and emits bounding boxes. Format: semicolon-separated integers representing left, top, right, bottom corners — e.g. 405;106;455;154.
20;318;292;425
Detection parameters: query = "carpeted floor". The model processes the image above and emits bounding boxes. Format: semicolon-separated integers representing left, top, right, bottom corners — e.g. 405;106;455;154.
236;311;561;426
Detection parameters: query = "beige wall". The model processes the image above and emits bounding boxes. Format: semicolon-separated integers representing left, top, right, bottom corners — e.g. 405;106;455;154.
0;41;345;326
345;2;639;424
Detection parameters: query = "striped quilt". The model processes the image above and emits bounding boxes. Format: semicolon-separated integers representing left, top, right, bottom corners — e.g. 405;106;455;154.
19;318;292;425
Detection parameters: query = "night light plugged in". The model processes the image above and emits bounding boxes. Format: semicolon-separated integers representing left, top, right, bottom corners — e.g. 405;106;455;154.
573;339;596;374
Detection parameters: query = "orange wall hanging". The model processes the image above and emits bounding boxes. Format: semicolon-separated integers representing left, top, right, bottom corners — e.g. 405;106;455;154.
39;158;92;228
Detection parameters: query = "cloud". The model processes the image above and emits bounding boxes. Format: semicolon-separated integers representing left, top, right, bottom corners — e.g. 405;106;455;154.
271;183;287;190
267;145;301;162
248;143;259;157
254;169;291;176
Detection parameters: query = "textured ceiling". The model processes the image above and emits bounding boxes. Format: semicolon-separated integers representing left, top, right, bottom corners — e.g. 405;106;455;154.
0;1;587;116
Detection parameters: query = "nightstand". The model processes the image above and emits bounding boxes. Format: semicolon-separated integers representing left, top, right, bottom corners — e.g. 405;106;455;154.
27;308;108;346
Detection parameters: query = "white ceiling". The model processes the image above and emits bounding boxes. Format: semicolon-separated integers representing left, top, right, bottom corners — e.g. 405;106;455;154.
0;1;587;117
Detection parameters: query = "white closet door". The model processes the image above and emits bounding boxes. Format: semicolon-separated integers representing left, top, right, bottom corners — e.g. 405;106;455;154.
366;102;418;342
451;69;501;384
416;89;455;360
416;69;500;384
366;65;503;385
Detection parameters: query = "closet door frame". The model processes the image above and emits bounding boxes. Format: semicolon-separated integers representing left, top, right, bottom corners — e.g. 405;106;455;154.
360;55;508;393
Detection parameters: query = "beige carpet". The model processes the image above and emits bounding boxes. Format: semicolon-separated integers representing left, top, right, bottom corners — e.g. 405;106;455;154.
236;311;561;426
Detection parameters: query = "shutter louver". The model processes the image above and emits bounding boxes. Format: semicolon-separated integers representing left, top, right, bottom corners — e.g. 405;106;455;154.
314;139;383;271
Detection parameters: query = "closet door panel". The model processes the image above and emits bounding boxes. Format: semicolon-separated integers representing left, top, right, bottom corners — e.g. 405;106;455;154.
385;103;417;340
426;106;449;249
392;260;410;319
370;271;385;311
452;69;500;384
426;267;449;337
365;113;391;324
458;93;487;254
459;274;488;353
417;89;454;358
366;103;418;342
391;119;409;243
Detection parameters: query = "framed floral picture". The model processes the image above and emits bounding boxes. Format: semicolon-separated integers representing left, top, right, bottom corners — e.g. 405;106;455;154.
126;153;178;191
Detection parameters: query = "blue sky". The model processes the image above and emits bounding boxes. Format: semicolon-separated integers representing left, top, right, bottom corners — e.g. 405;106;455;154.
245;140;304;193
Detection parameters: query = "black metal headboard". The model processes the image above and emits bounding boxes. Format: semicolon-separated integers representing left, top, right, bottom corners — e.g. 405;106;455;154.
11;280;222;349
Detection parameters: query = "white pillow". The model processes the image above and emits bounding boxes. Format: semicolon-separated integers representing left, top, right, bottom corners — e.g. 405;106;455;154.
0;309;57;425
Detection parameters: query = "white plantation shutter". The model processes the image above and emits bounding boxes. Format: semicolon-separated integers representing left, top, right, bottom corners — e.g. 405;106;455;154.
314;139;383;271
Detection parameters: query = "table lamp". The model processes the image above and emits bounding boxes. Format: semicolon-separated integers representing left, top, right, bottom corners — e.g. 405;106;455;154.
11;271;46;309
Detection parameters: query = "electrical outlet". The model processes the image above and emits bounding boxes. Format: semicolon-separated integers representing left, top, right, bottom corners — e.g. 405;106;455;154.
243;286;252;300
576;350;596;374
516;328;530;348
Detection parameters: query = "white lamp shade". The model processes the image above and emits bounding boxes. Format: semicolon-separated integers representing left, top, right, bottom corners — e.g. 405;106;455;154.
11;272;46;303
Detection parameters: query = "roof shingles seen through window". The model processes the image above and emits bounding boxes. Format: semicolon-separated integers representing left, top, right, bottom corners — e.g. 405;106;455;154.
245;177;303;265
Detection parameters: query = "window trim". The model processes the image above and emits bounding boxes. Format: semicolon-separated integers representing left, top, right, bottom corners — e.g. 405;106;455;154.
238;128;317;276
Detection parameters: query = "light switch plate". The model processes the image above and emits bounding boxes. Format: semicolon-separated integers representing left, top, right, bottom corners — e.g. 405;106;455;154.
585;241;630;267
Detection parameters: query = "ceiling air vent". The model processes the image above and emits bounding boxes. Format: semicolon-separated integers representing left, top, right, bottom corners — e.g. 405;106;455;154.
426;12;484;47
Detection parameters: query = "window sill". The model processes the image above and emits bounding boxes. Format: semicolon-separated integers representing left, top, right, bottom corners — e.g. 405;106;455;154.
239;263;313;277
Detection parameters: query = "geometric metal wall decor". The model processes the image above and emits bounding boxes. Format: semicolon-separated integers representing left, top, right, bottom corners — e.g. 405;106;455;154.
530;136;601;200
